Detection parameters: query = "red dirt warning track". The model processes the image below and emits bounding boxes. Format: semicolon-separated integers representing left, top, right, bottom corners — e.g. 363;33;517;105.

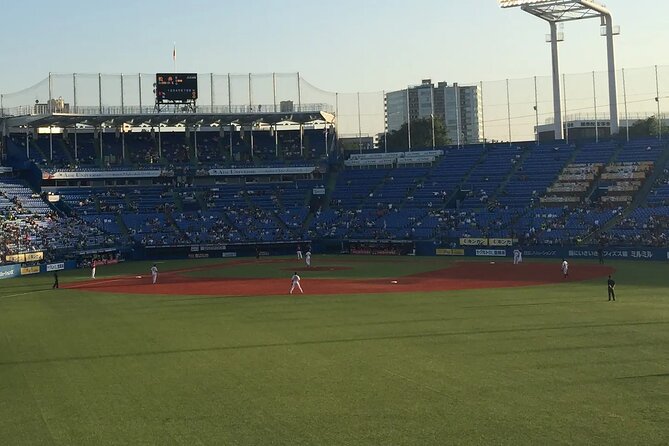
63;262;614;297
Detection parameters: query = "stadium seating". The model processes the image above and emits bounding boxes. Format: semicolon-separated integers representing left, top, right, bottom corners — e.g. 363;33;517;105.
3;135;669;263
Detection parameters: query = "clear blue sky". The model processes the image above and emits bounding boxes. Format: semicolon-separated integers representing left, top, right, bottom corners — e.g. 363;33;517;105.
0;0;666;94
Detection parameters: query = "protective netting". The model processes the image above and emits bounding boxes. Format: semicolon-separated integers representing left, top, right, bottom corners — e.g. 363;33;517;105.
1;66;667;142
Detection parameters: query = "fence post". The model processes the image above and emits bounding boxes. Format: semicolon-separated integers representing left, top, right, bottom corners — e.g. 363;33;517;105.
480;81;485;146
138;73;143;113
48;72;53;113
622;68;629;142
248;73;252;111
120;74;125;114
534;76;539;145
357;92;362;154
562;73;569;144
506;78;512;146
210;73;214;112
227;74;232;113
297;72;302;112
73;73;77;114
98;73;103;115
406;88;411;151
272;73;277;113
655;65;662;140
593;71;598;143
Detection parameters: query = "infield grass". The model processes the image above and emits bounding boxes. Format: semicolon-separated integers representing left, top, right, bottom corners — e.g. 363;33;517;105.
0;256;667;445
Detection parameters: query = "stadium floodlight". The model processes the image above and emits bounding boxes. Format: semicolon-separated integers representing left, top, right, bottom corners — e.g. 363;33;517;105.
499;0;556;7
500;0;619;139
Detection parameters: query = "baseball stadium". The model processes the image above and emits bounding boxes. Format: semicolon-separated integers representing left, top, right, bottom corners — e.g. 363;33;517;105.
1;1;668;445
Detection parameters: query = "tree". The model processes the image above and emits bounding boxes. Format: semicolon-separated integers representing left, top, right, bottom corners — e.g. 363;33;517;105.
384;117;450;151
628;116;668;138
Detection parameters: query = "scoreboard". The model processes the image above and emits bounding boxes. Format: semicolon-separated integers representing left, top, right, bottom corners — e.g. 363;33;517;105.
155;73;198;102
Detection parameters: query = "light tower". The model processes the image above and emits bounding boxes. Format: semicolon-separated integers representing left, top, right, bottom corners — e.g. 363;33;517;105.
499;0;620;140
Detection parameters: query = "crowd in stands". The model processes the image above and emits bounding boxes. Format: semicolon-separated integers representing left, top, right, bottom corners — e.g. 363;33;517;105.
3;138;669;265
0;180;118;261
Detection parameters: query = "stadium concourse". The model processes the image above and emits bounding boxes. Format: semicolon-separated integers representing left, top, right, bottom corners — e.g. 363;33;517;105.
1;110;669;269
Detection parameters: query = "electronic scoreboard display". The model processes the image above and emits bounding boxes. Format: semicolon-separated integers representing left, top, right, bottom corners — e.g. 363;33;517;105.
155;73;198;102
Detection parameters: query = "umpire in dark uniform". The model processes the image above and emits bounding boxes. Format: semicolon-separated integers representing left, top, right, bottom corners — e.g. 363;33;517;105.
607;275;615;301
52;271;59;289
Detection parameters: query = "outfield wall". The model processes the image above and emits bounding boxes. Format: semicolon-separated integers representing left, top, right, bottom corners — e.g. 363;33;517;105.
0;261;77;280
433;246;668;262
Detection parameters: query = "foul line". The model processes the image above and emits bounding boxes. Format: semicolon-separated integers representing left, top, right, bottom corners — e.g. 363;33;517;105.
0;289;52;300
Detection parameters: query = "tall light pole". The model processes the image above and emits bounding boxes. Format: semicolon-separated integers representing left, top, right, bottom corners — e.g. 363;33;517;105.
500;0;620;138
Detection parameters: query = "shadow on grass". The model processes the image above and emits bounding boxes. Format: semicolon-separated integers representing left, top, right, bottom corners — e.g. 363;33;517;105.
616;372;669;380
1;320;667;368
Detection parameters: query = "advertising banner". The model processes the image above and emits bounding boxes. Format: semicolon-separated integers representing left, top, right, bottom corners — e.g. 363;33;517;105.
0;264;21;280
5;254;25;263
5;252;44;263
20;266;41;275
43;170;164;180
475;249;507;257
436;248;466;256
488;238;515;247
25;252;44;262
208;167;315;176
46;263;65;272
460;238;488;246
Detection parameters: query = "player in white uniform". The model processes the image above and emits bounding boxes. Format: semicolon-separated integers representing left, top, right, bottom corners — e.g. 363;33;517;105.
91;260;97;279
305;250;311;267
289;272;303;294
561;259;569;278
151;264;158;284
513;248;523;265
296;245;303;260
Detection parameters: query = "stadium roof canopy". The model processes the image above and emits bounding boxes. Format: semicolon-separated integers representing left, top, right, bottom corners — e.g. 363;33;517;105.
1;110;335;130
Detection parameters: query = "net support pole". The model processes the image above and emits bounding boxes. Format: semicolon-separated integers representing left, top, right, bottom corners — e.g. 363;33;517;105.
48;72;53;113
562;73;569;144
120;74;125;114
622;68;629;142
534;76;540;145
506;78;512;146
593;71;598;143
73;73;77;113
357;92;362;154
272;72;277;113
480;81;485;146
655;64;662;140
138;73;143;113
549;21;563;140
406;88;412;151
210;73;215;111
227;74;232;113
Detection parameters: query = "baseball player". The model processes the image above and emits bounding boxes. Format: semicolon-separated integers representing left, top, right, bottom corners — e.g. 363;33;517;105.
151;264;158;284
607;275;616;301
513;248;523;265
289;272;303;294
91;259;97;279
296;244;303;260
561;259;569;279
305;250;312;267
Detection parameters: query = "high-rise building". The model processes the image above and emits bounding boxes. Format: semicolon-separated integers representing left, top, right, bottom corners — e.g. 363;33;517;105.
385;79;482;145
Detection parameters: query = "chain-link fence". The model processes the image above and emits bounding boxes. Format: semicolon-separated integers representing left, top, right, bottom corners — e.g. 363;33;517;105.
1;66;668;143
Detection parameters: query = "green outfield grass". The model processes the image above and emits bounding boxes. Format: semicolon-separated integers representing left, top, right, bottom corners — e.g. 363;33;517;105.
0;256;667;445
